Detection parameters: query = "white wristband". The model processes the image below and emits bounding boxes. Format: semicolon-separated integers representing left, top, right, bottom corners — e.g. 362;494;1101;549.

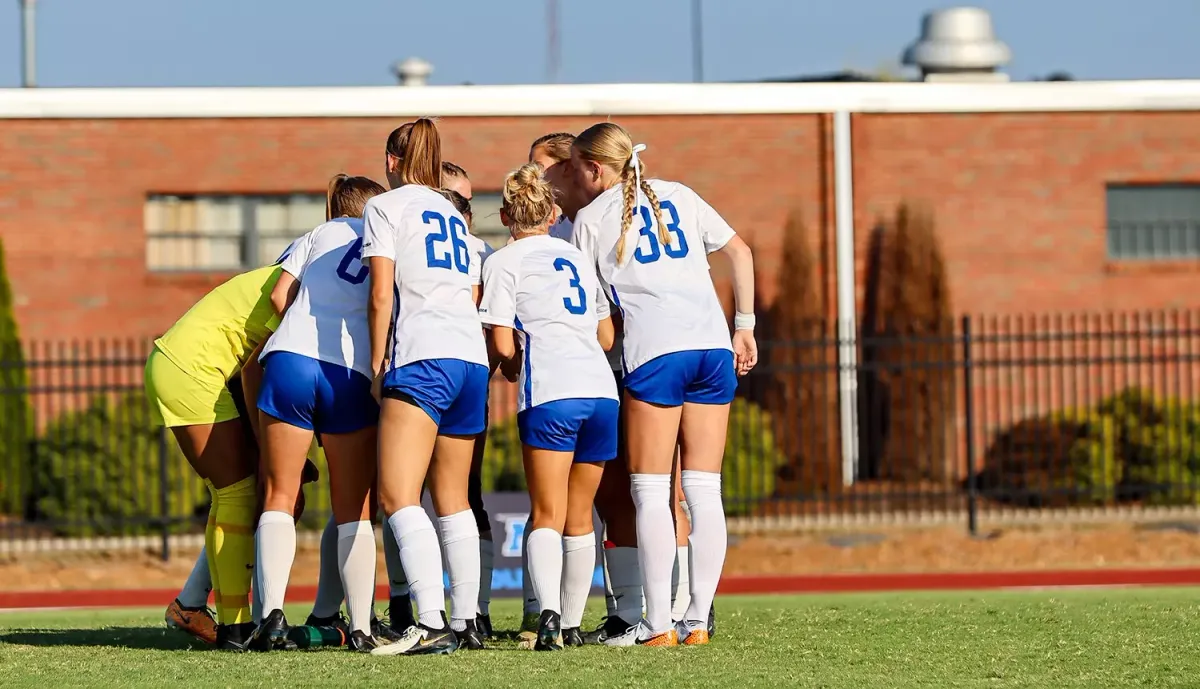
734;312;756;331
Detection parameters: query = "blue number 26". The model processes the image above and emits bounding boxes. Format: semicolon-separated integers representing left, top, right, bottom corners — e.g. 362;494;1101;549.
423;210;470;274
553;258;588;315
632;200;689;264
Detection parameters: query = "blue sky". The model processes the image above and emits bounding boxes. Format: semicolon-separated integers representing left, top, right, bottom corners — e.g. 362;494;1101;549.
0;0;1197;87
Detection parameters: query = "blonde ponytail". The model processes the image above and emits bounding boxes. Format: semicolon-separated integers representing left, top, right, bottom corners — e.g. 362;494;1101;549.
616;165;638;264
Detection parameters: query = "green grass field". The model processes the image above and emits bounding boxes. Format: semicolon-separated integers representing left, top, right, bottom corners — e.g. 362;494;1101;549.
3;589;1200;688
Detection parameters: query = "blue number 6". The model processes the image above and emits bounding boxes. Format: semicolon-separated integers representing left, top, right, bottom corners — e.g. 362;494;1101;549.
336;237;369;284
553;258;588;315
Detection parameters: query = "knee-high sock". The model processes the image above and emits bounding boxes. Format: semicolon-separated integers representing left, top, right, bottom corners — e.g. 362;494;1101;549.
255;510;295;615
382;518;409;598
605;545;643;624
387;506;445;629
438;510;480;631
672;545;691;621
203;481;223;620
309;516;344;618
630;473;675;634
561;532;595;628
478;532;494;616
337;520;377;635
526;528;563;615
682;471;725;624
213;476;258;625
521;515;538;616
178;546;212;608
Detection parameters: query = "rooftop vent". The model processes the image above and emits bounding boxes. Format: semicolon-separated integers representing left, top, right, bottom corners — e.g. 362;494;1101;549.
393;57;433;87
902;7;1011;82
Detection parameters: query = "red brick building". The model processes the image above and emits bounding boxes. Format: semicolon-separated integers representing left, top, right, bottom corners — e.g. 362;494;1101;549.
2;82;1200;342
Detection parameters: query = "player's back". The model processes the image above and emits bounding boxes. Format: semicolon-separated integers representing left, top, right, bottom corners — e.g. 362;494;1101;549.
572;179;733;373
482;235;616;410
362;185;487;369
264;217;372;377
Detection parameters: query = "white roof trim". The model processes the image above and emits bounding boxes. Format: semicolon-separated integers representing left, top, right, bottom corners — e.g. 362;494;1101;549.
2;81;1200;119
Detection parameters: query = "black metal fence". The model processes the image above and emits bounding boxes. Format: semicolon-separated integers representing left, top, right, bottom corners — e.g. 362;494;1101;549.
3;310;1200;557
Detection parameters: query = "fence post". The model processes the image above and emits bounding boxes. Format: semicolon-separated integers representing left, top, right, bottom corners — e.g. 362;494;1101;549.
158;425;170;562
961;315;978;536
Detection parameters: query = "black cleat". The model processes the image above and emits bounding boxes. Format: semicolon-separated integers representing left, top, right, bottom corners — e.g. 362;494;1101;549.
707;603;716;639
216;621;256;652
348;630;381;653
248;609;297;652
371;616;405;644
581;615;637;645
456;619;486;650
305;612;351;641
386;594;416;636
475;613;493;639
534;610;562;651
405;617;459;656
562;626;584;648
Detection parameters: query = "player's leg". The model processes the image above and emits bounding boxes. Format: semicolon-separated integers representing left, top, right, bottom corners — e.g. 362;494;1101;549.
468;411;495;638
165;547;217;644
671;455;692;621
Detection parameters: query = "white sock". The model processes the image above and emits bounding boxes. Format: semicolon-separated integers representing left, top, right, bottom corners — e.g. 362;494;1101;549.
630;473;675;634
255;510;296;615
387;506;445;629
682;470;726;623
601;531;617;617
310;516;344;619
606;546;643;624
177;547;212;608
438;510;480;631
672;545;692;621
478;534;494;616
561;532;595;628
253;578;264;626
526;528;563;615
382;519;409;598
337;521;376;635
521;516;538;616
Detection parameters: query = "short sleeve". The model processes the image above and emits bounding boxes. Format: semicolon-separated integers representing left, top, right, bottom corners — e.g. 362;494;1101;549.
478;254;518;329
696;193;736;253
593;283;611;320
360;200;395;261
467;236;494;286
279;230;315;279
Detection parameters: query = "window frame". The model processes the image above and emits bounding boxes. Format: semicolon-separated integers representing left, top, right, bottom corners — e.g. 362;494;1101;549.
1105;183;1200;262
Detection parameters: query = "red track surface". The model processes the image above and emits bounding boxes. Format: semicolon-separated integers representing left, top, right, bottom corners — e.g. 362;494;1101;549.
4;568;1200;611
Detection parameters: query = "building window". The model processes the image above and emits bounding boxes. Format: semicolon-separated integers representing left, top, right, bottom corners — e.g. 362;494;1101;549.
145;194;326;271
469;193;509;249
1107;184;1200;260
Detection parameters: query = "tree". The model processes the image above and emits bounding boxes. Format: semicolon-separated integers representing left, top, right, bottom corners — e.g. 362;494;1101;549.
0;235;31;515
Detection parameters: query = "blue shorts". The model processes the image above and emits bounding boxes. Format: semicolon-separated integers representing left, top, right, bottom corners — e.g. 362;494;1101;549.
382;358;489;436
258;352;378;434
623;349;737;407
518;397;619;462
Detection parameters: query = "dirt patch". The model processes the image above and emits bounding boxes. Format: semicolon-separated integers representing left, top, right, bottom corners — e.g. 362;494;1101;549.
2;521;1199;593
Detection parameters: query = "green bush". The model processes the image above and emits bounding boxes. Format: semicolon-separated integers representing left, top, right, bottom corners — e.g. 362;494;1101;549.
723;398;787;515
30;393;207;536
1098;388;1200;505
479;415;526;492
0;235;31;515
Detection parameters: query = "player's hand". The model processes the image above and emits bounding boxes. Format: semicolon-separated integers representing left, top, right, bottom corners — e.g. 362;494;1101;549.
733;330;758;376
500;356;521;383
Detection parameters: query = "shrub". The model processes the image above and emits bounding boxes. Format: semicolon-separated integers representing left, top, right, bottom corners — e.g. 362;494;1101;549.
723;399;787;515
1098;388;1200;505
29;392;207;536
0;235;31;515
480;415;526;492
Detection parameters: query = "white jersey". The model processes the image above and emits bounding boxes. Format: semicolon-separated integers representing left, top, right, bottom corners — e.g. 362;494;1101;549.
548;215;573;242
261;218;373;377
466;234;495;285
546;215;622;372
572;179;735;374
478;235;617;411
362;185;488;370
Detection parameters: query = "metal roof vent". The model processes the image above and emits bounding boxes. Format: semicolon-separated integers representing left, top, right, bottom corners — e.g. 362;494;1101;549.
393;57;433;87
902;7;1011;82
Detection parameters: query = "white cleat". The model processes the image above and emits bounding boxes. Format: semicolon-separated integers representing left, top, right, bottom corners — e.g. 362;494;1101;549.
370;625;422;656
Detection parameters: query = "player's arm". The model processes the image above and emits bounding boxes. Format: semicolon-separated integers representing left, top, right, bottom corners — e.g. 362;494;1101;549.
478;255;519;382
241;340;267;443
367;257;395;379
270;271;300;316
597;316;615;352
702;194;757;375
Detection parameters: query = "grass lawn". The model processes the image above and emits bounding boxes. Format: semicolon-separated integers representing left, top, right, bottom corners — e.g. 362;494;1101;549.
2;588;1200;688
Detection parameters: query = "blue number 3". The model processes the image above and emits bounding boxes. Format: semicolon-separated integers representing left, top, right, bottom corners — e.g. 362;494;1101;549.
554;258;588;315
632;200;689;264
336;237;369;284
423;210;470;274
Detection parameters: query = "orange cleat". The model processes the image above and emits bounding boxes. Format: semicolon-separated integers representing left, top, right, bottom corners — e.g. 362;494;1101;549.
636;628;679;647
165;598;218;645
681;628;710;646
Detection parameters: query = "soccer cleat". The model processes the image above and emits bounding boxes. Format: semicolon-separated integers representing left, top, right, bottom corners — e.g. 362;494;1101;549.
348;630;382;653
561;627;584;648
165;599;217;645
371;616;405;644
305;612;351;642
371;613;458;657
475;613;493;639
586;616;639;646
456;619;486;650
634;621;678;648
385;594;416;637
248;609;298;652
676;619;710;646
534;610;562;651
215;622;255;652
516;610;540;649
708;603;716;639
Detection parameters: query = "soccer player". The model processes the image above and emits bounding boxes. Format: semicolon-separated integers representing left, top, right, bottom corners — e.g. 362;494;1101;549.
479;163;618;651
248;174;387;652
365;119;489;656
569;123;757;646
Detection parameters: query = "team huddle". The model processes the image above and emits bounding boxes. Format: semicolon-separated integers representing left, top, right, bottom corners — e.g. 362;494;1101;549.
148;119;758;654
